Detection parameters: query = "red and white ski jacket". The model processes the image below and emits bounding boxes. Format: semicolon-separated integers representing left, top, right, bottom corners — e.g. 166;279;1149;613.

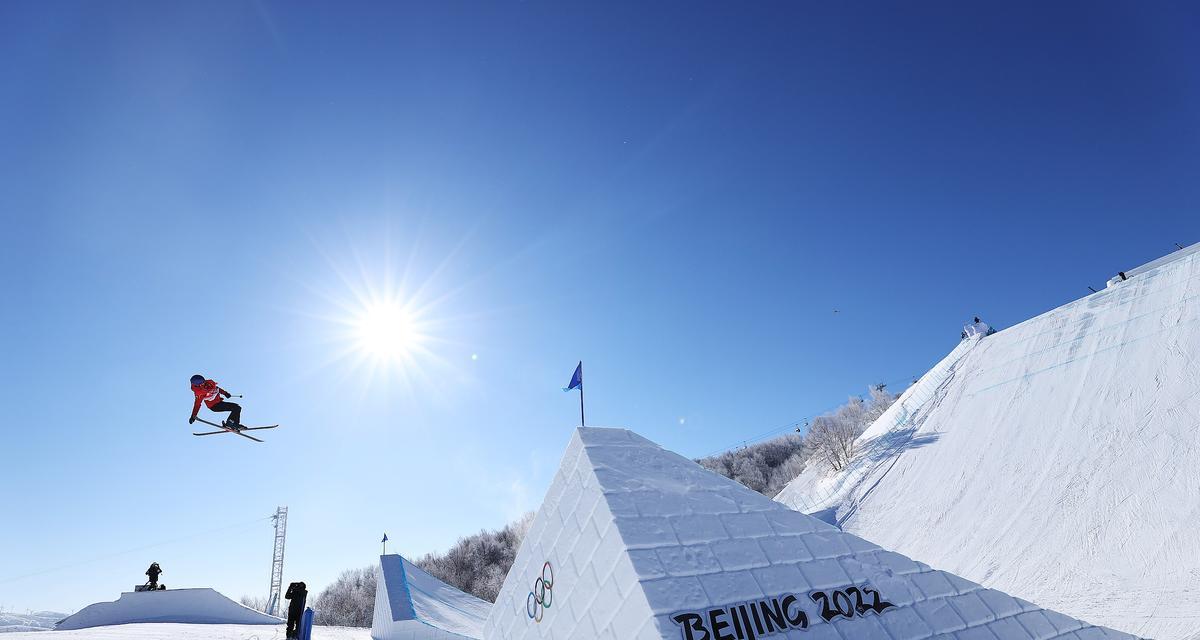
190;379;228;417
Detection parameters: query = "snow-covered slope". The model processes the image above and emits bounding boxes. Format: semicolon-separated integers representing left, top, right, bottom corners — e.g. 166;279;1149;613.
776;244;1200;639
0;611;64;633
1;623;369;639
487;427;1134;639
56;589;281;630
372;554;490;639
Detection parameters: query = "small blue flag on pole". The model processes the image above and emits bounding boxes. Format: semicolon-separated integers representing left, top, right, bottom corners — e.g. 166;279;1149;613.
563;362;583;392
381;533;388;543
563;361;585;426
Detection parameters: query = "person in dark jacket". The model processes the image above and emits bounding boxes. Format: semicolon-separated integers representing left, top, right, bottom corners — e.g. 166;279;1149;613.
285;581;307;639
145;562;162;589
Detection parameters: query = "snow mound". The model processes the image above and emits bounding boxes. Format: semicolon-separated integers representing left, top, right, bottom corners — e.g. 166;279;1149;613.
55;588;282;630
776;243;1200;638
485;427;1134;639
372;554;491;639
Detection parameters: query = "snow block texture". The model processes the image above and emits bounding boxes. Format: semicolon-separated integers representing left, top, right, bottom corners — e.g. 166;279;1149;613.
371;554;491;640
55;588;282;630
485;427;1134;640
777;243;1200;638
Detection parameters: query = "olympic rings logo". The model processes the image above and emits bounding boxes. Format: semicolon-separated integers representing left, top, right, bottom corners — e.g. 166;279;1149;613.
525;561;554;622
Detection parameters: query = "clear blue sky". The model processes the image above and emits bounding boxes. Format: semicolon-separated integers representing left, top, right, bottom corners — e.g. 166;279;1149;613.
2;1;1197;613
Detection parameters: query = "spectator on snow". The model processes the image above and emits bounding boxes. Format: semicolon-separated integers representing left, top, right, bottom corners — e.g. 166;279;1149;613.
285;581;308;639
145;562;162;589
961;317;996;340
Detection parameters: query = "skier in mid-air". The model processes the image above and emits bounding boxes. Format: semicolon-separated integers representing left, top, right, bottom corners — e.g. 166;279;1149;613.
189;374;242;429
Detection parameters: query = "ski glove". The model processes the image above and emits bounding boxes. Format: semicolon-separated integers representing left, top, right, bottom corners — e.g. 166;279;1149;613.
189;415;196;424
221;390;231;399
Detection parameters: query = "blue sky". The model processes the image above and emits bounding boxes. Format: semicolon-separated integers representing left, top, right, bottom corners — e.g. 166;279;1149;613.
2;1;1198;612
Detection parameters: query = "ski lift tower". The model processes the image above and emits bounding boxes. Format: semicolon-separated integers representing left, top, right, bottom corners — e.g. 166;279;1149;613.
265;506;288;617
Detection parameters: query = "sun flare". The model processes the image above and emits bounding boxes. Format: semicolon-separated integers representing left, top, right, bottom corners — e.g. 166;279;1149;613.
303;228;471;394
354;302;420;361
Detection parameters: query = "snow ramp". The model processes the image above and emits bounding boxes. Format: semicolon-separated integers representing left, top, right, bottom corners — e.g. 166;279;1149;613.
485;427;1134;640
371;554;491;640
776;243;1200;638
55;588;281;630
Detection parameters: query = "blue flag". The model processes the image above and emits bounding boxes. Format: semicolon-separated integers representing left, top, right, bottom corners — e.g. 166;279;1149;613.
381;533;388;543
563;362;583;392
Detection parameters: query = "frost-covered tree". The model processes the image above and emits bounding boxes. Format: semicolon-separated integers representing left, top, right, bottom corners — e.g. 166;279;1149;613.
312;566;376;627
698;433;809;498
239;595;267;613
415;512;534;603
700;384;898;483
316;512;533;622
806;385;896;472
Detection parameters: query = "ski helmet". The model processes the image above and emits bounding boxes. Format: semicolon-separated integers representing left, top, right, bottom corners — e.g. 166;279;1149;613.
190;374;205;386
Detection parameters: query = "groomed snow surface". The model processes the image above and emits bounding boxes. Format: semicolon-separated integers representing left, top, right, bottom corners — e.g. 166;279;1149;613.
372;554;490;639
777;244;1200;639
487;427;1133;640
56;588;281;630
12;424;1147;640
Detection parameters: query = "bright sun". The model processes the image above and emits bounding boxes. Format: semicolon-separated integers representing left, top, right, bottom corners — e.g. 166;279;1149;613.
307;229;462;393
354;302;421;362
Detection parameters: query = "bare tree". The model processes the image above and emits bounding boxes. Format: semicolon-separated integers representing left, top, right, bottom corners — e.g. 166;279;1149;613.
239;595;268;613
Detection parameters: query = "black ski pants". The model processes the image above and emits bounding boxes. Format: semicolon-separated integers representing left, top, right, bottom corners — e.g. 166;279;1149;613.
210;401;242;426
286;605;304;639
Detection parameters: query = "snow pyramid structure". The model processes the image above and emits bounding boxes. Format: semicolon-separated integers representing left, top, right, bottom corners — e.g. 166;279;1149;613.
371;554;491;640
776;243;1200;638
55;588;281;630
485;427;1135;640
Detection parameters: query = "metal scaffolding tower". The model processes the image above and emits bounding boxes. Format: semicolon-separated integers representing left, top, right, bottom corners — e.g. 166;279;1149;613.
266;506;288;617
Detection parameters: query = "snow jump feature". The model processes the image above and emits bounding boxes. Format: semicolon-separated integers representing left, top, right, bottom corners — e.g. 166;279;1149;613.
485;427;1134;640
371;554;492;640
55;588;282;630
776;242;1200;638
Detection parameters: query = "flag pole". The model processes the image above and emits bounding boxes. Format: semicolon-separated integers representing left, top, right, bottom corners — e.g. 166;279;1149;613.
579;361;585;427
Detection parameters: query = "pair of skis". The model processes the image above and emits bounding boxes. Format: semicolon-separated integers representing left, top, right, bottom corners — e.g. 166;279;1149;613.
192;417;279;443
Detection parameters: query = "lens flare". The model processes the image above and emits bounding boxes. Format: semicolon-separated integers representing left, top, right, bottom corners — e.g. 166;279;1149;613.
354;302;419;362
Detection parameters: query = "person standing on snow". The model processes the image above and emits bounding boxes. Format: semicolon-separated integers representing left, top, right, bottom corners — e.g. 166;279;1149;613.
961;316;996;339
285;581;308;639
145;562;162;589
189;374;242;428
